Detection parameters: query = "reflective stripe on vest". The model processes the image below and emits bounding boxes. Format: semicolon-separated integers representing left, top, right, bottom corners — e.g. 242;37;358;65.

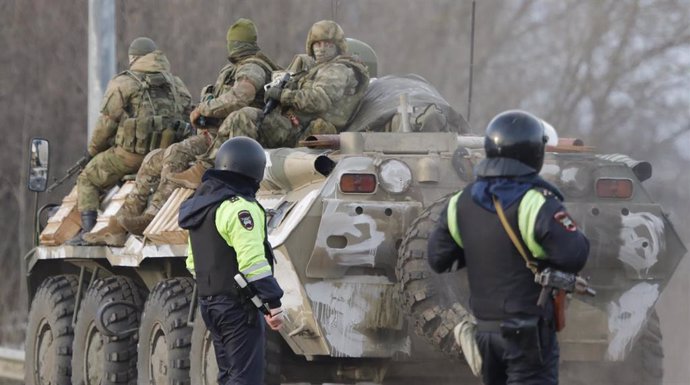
447;188;549;257
517;189;548;259
447;191;463;247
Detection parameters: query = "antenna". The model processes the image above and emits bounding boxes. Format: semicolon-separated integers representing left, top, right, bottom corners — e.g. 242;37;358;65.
467;0;476;123
331;0;340;22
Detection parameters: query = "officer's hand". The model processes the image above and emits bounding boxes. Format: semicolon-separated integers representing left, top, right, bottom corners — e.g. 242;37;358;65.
264;85;284;104
264;307;284;331
190;108;202;129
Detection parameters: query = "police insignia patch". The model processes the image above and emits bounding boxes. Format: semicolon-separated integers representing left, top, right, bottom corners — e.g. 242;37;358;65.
554;211;577;231
238;210;254;230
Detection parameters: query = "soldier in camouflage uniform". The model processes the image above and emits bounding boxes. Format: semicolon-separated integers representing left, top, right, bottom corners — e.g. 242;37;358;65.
110;19;280;239
168;19;369;190
67;37;193;245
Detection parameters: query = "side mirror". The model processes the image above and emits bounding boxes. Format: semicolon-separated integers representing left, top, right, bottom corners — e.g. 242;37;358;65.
28;138;50;192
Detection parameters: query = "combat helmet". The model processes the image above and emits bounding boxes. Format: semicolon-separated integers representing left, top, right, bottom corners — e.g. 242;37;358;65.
306;20;347;57
484;110;547;172
345;38;378;77
128;37;158;56
214;137;267;183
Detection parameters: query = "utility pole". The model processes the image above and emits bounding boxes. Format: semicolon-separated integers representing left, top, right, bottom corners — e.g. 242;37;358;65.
88;0;116;139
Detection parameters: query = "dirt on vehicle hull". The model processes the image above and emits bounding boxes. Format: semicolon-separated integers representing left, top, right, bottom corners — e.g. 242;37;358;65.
24;75;686;384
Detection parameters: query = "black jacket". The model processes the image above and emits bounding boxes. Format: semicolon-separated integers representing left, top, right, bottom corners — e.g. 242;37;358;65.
428;157;589;319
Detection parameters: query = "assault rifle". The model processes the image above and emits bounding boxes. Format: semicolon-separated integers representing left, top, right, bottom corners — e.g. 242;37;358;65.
257;72;291;130
47;154;91;192
535;268;596;331
535;268;596;306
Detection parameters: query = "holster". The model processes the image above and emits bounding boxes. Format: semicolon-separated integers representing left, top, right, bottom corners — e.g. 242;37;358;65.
243;300;257;326
500;315;544;365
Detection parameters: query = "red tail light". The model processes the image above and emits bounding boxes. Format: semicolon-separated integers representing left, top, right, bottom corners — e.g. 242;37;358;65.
596;178;633;199
339;173;377;193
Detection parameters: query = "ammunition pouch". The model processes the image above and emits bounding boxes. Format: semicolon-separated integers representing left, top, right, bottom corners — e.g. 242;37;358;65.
116;116;188;154
500;316;544;366
115;117;138;153
139;115;163;154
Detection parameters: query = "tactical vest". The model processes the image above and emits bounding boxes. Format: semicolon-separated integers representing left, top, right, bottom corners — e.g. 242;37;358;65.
115;71;184;155
451;184;546;320
189;200;274;297
213;55;278;112
292;55;369;130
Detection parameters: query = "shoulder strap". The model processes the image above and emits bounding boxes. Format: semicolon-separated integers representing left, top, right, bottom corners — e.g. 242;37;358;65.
123;70;155;114
333;55;370;93
492;195;538;275
159;72;180;115
240;56;277;77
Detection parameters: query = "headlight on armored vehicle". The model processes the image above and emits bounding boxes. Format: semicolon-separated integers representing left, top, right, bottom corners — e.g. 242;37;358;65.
339;173;377;193
378;159;412;194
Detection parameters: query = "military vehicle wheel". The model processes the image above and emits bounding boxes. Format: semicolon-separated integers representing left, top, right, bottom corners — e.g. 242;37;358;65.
25;275;79;385
396;196;469;360
71;276;146;385
137;277;194;385
560;310;663;385
189;309;282;385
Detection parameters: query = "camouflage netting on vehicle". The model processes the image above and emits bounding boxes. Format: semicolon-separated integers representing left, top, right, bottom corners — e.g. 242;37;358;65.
347;74;471;134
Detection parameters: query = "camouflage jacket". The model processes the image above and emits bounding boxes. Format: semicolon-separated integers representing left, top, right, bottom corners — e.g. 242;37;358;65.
89;50;192;156
280;55;369;130
197;52;280;119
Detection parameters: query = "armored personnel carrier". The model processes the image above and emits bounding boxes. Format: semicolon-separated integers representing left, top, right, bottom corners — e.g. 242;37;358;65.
23;73;686;385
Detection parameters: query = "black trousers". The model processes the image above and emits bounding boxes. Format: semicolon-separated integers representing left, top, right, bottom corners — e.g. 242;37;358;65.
475;323;559;385
199;295;265;385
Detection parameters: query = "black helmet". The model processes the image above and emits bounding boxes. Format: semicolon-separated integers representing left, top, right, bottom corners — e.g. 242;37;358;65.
214;137;266;182
484;110;547;171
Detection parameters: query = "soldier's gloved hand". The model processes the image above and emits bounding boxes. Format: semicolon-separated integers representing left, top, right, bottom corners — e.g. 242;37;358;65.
264;85;284;104
264;307;284;331
190;108;202;129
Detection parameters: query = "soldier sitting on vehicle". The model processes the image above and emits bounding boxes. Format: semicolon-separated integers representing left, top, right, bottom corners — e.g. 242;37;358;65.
85;19;280;244
167;19;370;190
67;37;193;246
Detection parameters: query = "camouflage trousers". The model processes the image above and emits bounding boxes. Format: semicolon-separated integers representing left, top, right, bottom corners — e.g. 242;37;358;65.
198;107;300;168
122;134;211;217
77;146;144;212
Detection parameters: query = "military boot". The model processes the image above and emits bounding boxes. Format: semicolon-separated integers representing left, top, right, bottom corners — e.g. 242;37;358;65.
65;210;98;246
82;216;128;246
117;213;155;236
166;162;206;189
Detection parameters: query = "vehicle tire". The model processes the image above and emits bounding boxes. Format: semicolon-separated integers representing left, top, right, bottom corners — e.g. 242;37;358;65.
396;195;469;360
137;277;194;385
25;275;79;385
71;275;146;385
189;309;282;385
560;310;663;385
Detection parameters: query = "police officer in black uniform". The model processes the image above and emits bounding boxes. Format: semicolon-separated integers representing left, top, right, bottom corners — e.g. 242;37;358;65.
427;110;589;385
179;137;284;385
